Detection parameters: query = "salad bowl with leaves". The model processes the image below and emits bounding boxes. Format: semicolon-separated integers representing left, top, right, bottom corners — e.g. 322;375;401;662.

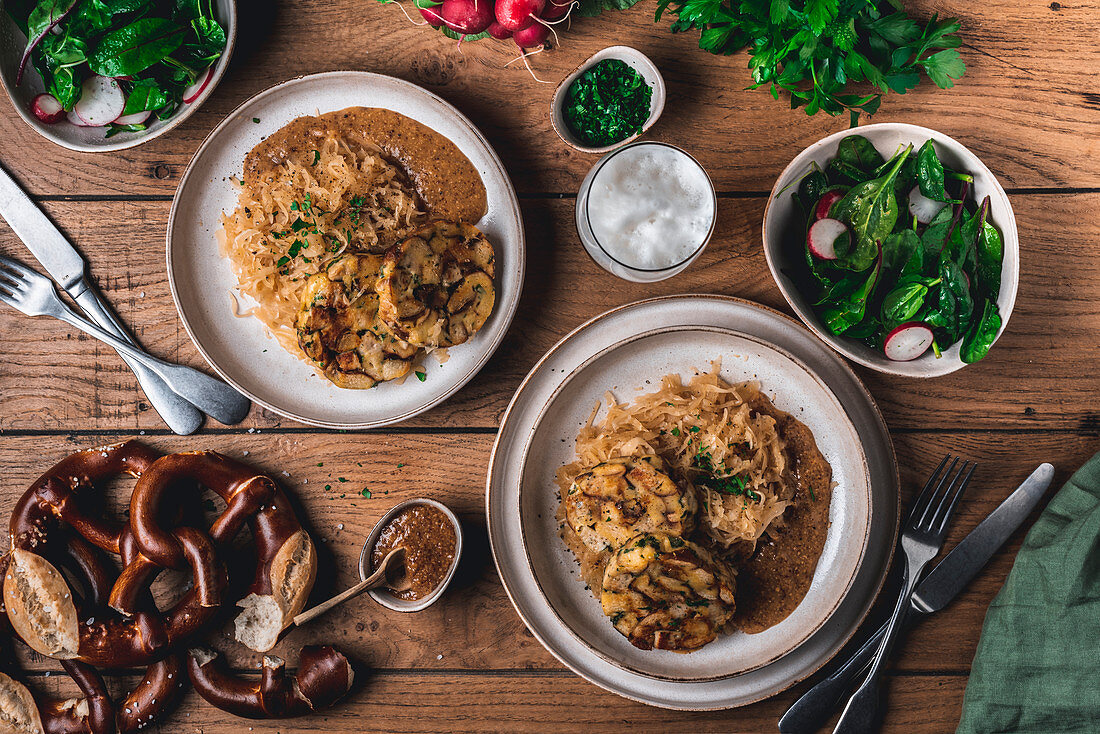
0;0;235;152
763;123;1019;377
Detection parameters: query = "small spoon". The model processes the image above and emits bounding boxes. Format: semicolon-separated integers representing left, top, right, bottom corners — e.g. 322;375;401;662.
293;547;409;626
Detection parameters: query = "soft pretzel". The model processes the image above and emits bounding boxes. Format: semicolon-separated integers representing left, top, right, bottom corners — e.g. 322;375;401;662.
4;442;226;667
2;442;349;728
128;451;317;652
188;645;354;719
0;553;186;734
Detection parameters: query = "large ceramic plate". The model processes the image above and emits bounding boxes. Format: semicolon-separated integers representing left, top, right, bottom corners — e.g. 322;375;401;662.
167;71;524;428
487;295;898;709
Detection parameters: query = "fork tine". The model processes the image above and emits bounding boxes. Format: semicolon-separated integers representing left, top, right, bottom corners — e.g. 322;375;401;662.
0;268;23;287
908;455;950;523
0;254;34;277
930;461;976;534
916;456;957;527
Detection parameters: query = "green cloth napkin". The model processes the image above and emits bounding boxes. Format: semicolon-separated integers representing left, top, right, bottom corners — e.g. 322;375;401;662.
957;453;1100;733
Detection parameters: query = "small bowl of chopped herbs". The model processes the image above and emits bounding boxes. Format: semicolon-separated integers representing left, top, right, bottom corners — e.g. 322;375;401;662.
0;0;236;152
552;46;664;154
763;123;1019;377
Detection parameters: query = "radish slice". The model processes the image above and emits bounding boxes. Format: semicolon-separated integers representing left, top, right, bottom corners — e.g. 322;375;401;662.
72;76;124;126
908;185;947;224
182;66;214;104
807;218;849;260
884;322;934;361
31;93;65;124
66;108;93;127
114;110;151;126
814;190;845;221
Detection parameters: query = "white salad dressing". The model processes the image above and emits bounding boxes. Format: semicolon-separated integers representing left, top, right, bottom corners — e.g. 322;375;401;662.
585;144;716;271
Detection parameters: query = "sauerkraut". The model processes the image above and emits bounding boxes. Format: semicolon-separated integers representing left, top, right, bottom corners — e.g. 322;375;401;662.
219;132;424;357
556;363;794;555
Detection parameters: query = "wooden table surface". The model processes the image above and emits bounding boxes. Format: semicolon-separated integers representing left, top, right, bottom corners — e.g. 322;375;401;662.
1;0;1098;731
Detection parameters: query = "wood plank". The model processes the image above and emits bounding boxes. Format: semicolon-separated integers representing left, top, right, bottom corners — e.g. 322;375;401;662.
0;430;1090;675
11;669;967;733
0;0;1096;197
1;194;1098;432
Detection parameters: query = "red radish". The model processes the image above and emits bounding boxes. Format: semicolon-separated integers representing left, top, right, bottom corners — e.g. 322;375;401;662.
419;5;444;25
439;0;495;33
512;21;549;47
814;190;845;221
114;109;152;126
806;217;849;260
72;76;124;126
182;66;214;104
66;108;93;127
487;20;513;38
908;185;946;224
540;0;573;20
31;94;65;124
496;0;544;31
883;322;934;361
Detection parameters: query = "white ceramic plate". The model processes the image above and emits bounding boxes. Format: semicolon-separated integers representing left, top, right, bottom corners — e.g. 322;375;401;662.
167;71;525;428
763;122;1019;377
0;0;236;152
487;295;898;709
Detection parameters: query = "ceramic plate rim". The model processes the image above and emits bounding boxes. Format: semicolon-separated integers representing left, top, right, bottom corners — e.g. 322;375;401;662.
166;71;525;429
486;294;899;710
515;322;871;682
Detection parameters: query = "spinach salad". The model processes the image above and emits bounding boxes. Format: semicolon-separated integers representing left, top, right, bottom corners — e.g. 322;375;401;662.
788;135;1004;363
6;0;226;137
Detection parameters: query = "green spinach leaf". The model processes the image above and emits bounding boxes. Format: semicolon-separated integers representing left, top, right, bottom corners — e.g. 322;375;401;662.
835;135;885;174
89;17;187;77
829;145;911;271
820;248;881;334
960;298;1001;363
916;139;951;202
974;196;1003;297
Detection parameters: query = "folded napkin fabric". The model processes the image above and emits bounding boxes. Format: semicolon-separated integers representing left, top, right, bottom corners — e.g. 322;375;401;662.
958;454;1100;733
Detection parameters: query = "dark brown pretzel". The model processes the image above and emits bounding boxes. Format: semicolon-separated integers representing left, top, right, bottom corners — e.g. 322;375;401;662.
187;645;354;719
0;541;185;734
4;441;227;668
4;443;352;727
129;451;317;653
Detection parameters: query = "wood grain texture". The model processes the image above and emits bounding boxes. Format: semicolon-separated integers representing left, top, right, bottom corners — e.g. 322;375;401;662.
1;194;1098;432
0;429;1089;677
9;669;968;733
0;0;1097;197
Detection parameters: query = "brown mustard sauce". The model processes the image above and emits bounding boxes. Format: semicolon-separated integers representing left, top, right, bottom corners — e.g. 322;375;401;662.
732;396;834;633
371;504;457;601
243;107;487;223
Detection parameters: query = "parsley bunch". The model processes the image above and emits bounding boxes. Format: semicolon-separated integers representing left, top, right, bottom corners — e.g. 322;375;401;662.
654;0;966;123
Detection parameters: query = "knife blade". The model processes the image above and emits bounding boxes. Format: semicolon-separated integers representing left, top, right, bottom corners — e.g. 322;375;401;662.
909;462;1054;615
778;463;1055;734
0;162;204;434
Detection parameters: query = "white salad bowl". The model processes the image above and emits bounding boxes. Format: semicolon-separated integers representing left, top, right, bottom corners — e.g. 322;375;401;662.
762;122;1020;378
551;45;665;154
0;0;236;152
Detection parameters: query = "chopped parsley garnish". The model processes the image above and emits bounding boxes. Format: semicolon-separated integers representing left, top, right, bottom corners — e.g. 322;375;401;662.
312;150;320;165
415;370;427;382
670;427;681;437
361;487;371;498
252;117;260;123
692;450;759;501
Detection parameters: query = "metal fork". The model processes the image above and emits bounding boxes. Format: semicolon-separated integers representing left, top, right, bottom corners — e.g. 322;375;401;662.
0;255;250;426
833;456;975;734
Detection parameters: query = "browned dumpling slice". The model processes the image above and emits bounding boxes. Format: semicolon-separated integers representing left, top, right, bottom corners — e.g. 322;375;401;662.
601;532;736;652
375;221;495;348
565;456;696;554
296;253;417;389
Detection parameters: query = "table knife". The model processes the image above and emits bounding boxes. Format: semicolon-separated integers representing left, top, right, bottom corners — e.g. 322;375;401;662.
0;163;239;433
778;462;1055;734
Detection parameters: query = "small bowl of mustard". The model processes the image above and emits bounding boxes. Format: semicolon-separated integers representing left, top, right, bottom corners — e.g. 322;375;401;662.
551;46;666;154
359;498;463;613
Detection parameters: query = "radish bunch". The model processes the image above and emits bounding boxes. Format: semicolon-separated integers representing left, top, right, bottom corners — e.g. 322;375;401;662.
415;0;577;53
